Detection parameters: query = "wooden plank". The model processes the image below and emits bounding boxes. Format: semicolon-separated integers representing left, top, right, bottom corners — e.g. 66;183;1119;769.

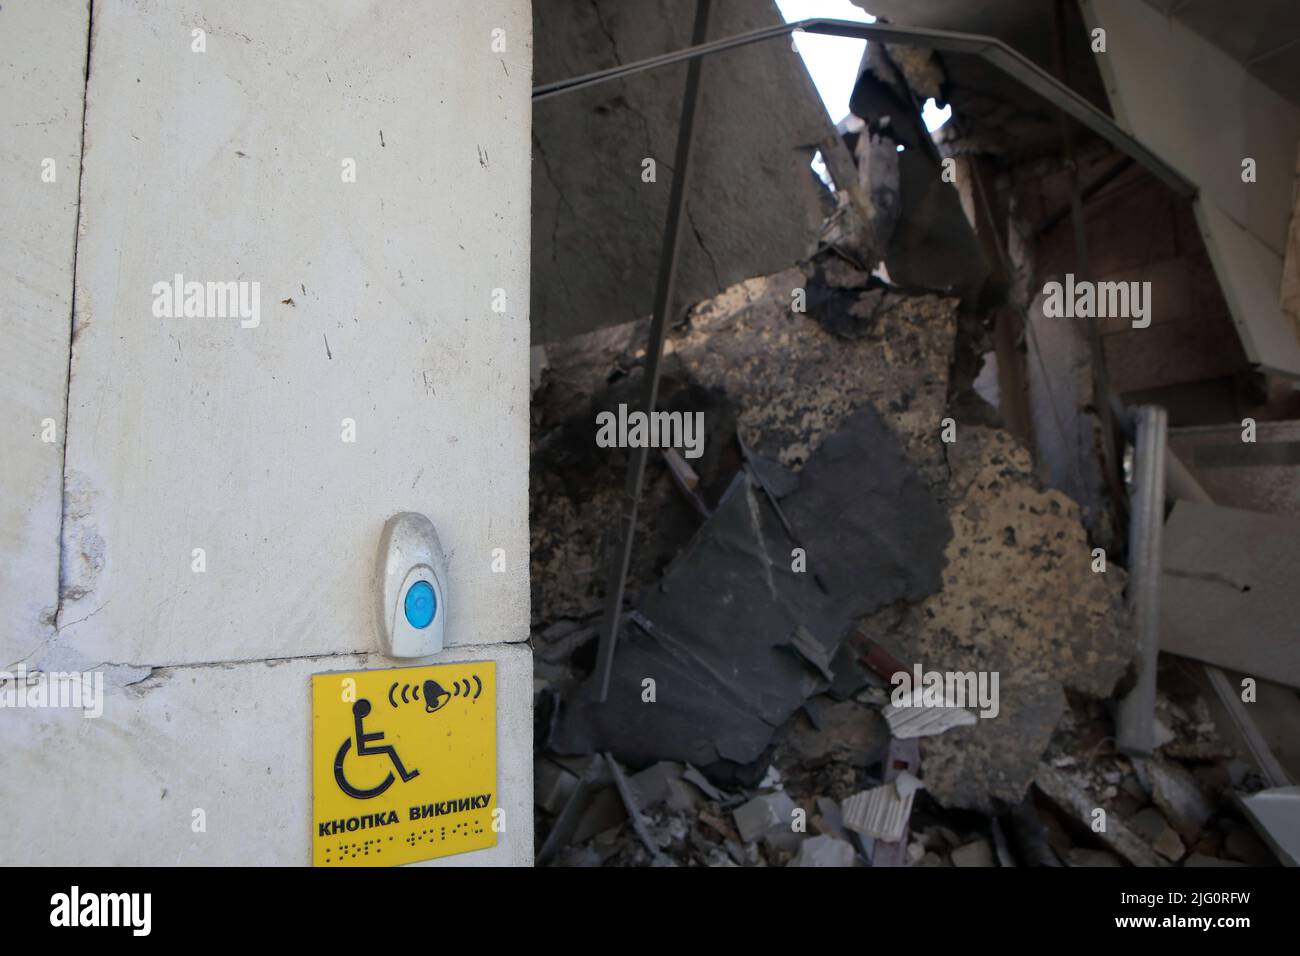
1160;500;1300;688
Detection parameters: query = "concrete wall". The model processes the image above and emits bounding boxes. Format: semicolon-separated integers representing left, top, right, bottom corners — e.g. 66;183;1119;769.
1;0;533;866
530;0;832;343
0;0;87;684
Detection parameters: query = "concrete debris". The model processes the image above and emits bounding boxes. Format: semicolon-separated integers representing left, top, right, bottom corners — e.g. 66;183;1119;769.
890;428;1133;812
605;753;665;862
631;761;702;815
813;796;848;840
1146;758;1214;843
681;764;726;803
846;42;988;302
1035;765;1169;868
674;265;959;483
528;101;1283;864
551;403;950;774
1132;807;1187;862
841;772;923;843
535;758;579;815
788;835;857;868
774;698;889;771
733;791;797;846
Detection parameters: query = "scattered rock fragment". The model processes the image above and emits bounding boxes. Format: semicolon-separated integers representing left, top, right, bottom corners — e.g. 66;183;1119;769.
733;791;797;845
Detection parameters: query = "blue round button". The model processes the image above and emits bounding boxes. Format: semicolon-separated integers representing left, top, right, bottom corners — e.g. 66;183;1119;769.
404;580;436;629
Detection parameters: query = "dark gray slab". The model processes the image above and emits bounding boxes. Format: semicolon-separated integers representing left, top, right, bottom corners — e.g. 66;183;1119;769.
551;404;951;773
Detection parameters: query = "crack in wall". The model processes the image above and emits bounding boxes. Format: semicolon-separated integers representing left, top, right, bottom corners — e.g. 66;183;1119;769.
52;0;95;636
533;131;580;311
686;202;721;290
589;0;623;67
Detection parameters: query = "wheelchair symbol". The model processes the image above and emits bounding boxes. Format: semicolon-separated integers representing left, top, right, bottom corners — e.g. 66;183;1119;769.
334;698;419;799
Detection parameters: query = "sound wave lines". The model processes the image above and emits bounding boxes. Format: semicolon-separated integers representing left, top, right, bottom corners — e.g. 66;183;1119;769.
388;673;483;712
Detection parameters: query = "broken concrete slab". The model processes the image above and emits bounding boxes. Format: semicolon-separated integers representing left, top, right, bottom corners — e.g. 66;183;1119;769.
1160;500;1300;689
847;41;990;302
880;428;1132;812
530;267;960;624
530;0;832;343
1035;764;1170;867
1146;758;1214;843
551;404;951;774
673;266;959;484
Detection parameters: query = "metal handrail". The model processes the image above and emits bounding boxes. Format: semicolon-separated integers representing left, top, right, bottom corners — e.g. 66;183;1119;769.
534;17;1195;199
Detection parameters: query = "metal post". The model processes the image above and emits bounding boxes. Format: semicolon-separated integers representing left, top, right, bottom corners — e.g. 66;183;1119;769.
1116;405;1167;755
591;0;712;702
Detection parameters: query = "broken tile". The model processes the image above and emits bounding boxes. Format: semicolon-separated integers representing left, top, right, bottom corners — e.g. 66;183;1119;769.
841;772;923;843
882;687;979;739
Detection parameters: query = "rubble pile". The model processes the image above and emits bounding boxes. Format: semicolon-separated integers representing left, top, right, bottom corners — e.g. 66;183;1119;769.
527;250;1285;866
526;8;1296;869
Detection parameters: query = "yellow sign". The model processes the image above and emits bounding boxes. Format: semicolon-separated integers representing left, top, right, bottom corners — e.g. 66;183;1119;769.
311;661;496;866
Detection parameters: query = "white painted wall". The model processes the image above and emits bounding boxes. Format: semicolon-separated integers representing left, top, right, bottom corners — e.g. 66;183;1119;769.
0;644;533;866
1081;0;1300;378
0;0;88;670
1;0;533;865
